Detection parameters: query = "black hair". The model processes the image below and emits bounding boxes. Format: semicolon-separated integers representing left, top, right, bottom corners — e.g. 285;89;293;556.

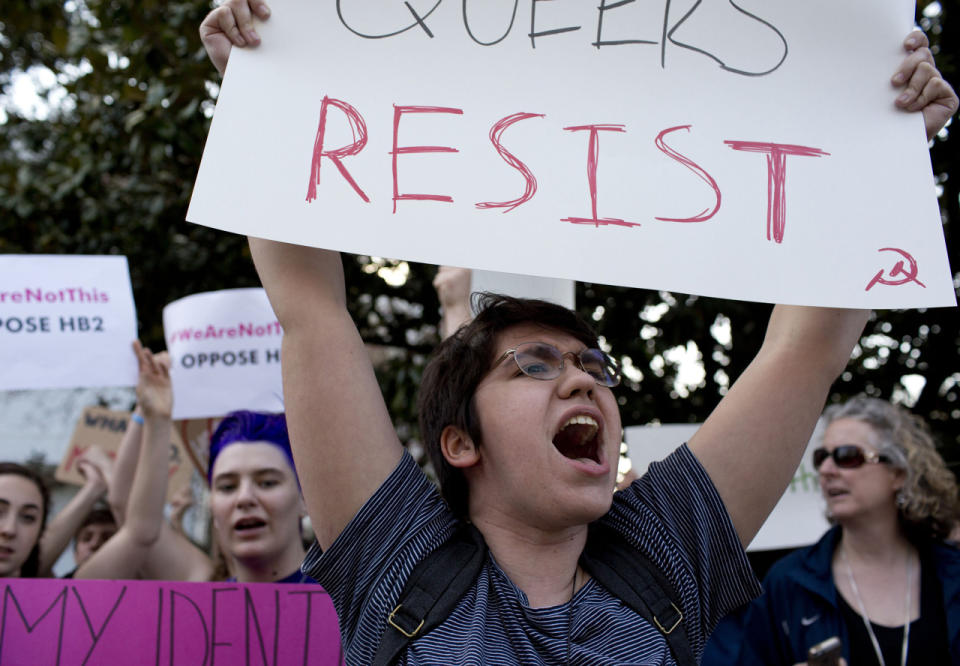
417;293;599;517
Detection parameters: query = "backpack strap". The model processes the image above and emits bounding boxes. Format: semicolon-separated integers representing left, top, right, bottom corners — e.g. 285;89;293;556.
580;523;696;666
373;521;696;666
372;522;487;666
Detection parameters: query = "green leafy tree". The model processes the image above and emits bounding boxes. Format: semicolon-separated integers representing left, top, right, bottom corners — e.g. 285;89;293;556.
2;0;957;465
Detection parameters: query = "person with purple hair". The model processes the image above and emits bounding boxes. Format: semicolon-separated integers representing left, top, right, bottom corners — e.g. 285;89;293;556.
76;345;314;584
207;410;315;583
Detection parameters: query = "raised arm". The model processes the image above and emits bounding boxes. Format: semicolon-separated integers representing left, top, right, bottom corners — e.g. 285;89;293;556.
75;342;174;579
106;404;144;525
434;266;473;340
201;0;402;553
37;448;112;575
690;31;957;547
248;238;403;550
688;306;868;545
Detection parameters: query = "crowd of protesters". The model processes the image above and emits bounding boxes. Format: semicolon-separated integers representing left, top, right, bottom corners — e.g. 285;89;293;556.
2;2;959;665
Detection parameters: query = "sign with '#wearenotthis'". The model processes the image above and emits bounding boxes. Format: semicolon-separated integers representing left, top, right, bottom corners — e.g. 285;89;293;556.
188;0;954;308
0;578;343;665
163;289;284;420
0;255;138;390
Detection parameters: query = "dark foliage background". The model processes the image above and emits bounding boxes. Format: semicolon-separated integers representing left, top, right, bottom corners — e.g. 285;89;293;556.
2;1;957;467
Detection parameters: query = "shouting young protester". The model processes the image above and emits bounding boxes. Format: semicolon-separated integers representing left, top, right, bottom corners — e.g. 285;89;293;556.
200;2;958;662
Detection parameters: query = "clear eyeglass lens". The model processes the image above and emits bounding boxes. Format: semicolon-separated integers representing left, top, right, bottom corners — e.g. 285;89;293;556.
513;343;620;387
514;343;563;379
580;348;620;387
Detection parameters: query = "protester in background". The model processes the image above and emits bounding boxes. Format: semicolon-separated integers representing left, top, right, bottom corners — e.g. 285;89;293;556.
207;410;315;583
75;341;191;579
70;508;117;570
704;396;960;665
82;347;311;583
100;351;213;582
32;446;114;576
0;462;49;578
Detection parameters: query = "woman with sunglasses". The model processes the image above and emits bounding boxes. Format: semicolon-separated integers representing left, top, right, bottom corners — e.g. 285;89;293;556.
709;396;960;666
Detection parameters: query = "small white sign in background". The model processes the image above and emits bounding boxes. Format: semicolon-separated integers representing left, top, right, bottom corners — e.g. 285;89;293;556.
471;270;575;310
163;289;284;420
625;423;830;551
188;0;953;308
0;255;138;390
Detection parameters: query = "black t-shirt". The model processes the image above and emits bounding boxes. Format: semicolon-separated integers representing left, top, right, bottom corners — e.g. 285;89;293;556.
837;547;949;665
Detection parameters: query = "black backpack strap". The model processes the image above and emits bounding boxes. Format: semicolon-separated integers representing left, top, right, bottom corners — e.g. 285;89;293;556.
580;524;696;666
372;522;487;666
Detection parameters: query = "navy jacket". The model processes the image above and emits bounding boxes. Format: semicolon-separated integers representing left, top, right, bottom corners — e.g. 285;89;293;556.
702;526;960;665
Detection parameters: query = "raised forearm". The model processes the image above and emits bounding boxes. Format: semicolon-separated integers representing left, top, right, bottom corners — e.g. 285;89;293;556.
123;414;172;548
248;236;346;330
690;306;869;545
37;480;105;575
107;410;143;524
761;305;870;380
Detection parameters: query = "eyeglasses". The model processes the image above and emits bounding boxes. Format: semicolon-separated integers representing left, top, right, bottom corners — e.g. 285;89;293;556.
495;341;621;387
812;445;891;470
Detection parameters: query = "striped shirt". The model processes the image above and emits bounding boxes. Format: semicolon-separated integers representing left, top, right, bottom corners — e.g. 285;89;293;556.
303;444;760;665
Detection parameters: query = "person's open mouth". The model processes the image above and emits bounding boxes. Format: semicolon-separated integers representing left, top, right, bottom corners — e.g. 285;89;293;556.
553;414;602;465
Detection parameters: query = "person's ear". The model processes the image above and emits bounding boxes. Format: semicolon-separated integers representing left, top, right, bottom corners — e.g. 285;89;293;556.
891;465;907;492
440;425;479;469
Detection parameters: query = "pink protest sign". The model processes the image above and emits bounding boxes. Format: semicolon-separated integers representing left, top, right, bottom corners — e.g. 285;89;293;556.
0;579;343;666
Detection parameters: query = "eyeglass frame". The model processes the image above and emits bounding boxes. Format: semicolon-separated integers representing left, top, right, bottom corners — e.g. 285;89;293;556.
493;341;621;388
812;444;892;471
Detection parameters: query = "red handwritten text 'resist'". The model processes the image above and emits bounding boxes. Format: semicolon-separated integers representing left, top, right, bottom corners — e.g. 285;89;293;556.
0;287;110;304
306;100;829;244
169;321;283;344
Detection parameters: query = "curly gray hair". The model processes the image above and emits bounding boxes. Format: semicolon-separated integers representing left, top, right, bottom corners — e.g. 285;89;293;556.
822;395;960;540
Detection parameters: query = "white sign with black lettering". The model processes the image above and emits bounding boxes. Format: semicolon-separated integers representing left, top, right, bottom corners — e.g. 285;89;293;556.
0;255;138;390
163;288;284;419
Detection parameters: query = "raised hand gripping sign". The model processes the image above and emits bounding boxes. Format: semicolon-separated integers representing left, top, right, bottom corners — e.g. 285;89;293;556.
0;255;138;390
188;0;954;308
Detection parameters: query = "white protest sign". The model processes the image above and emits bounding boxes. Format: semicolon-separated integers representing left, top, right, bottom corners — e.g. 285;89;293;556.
625;423;830;551
471;270;575;311
188;0;953;308
0;255;138;390
163;289;284;419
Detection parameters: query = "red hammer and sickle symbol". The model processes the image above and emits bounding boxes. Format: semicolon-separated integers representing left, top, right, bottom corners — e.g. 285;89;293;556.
865;248;926;292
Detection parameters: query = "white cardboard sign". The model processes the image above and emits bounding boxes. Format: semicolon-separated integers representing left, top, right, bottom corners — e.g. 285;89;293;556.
625;423;830;551
0;255;138;390
471;270;575;311
188;0;953;308
163;289;284;419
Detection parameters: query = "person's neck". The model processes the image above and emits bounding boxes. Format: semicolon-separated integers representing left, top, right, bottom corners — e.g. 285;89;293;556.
471;510;588;608
839;512;912;566
231;542;307;584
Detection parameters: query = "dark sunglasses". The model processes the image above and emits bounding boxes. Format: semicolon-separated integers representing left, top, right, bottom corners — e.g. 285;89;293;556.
812;445;891;470
496;341;621;388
